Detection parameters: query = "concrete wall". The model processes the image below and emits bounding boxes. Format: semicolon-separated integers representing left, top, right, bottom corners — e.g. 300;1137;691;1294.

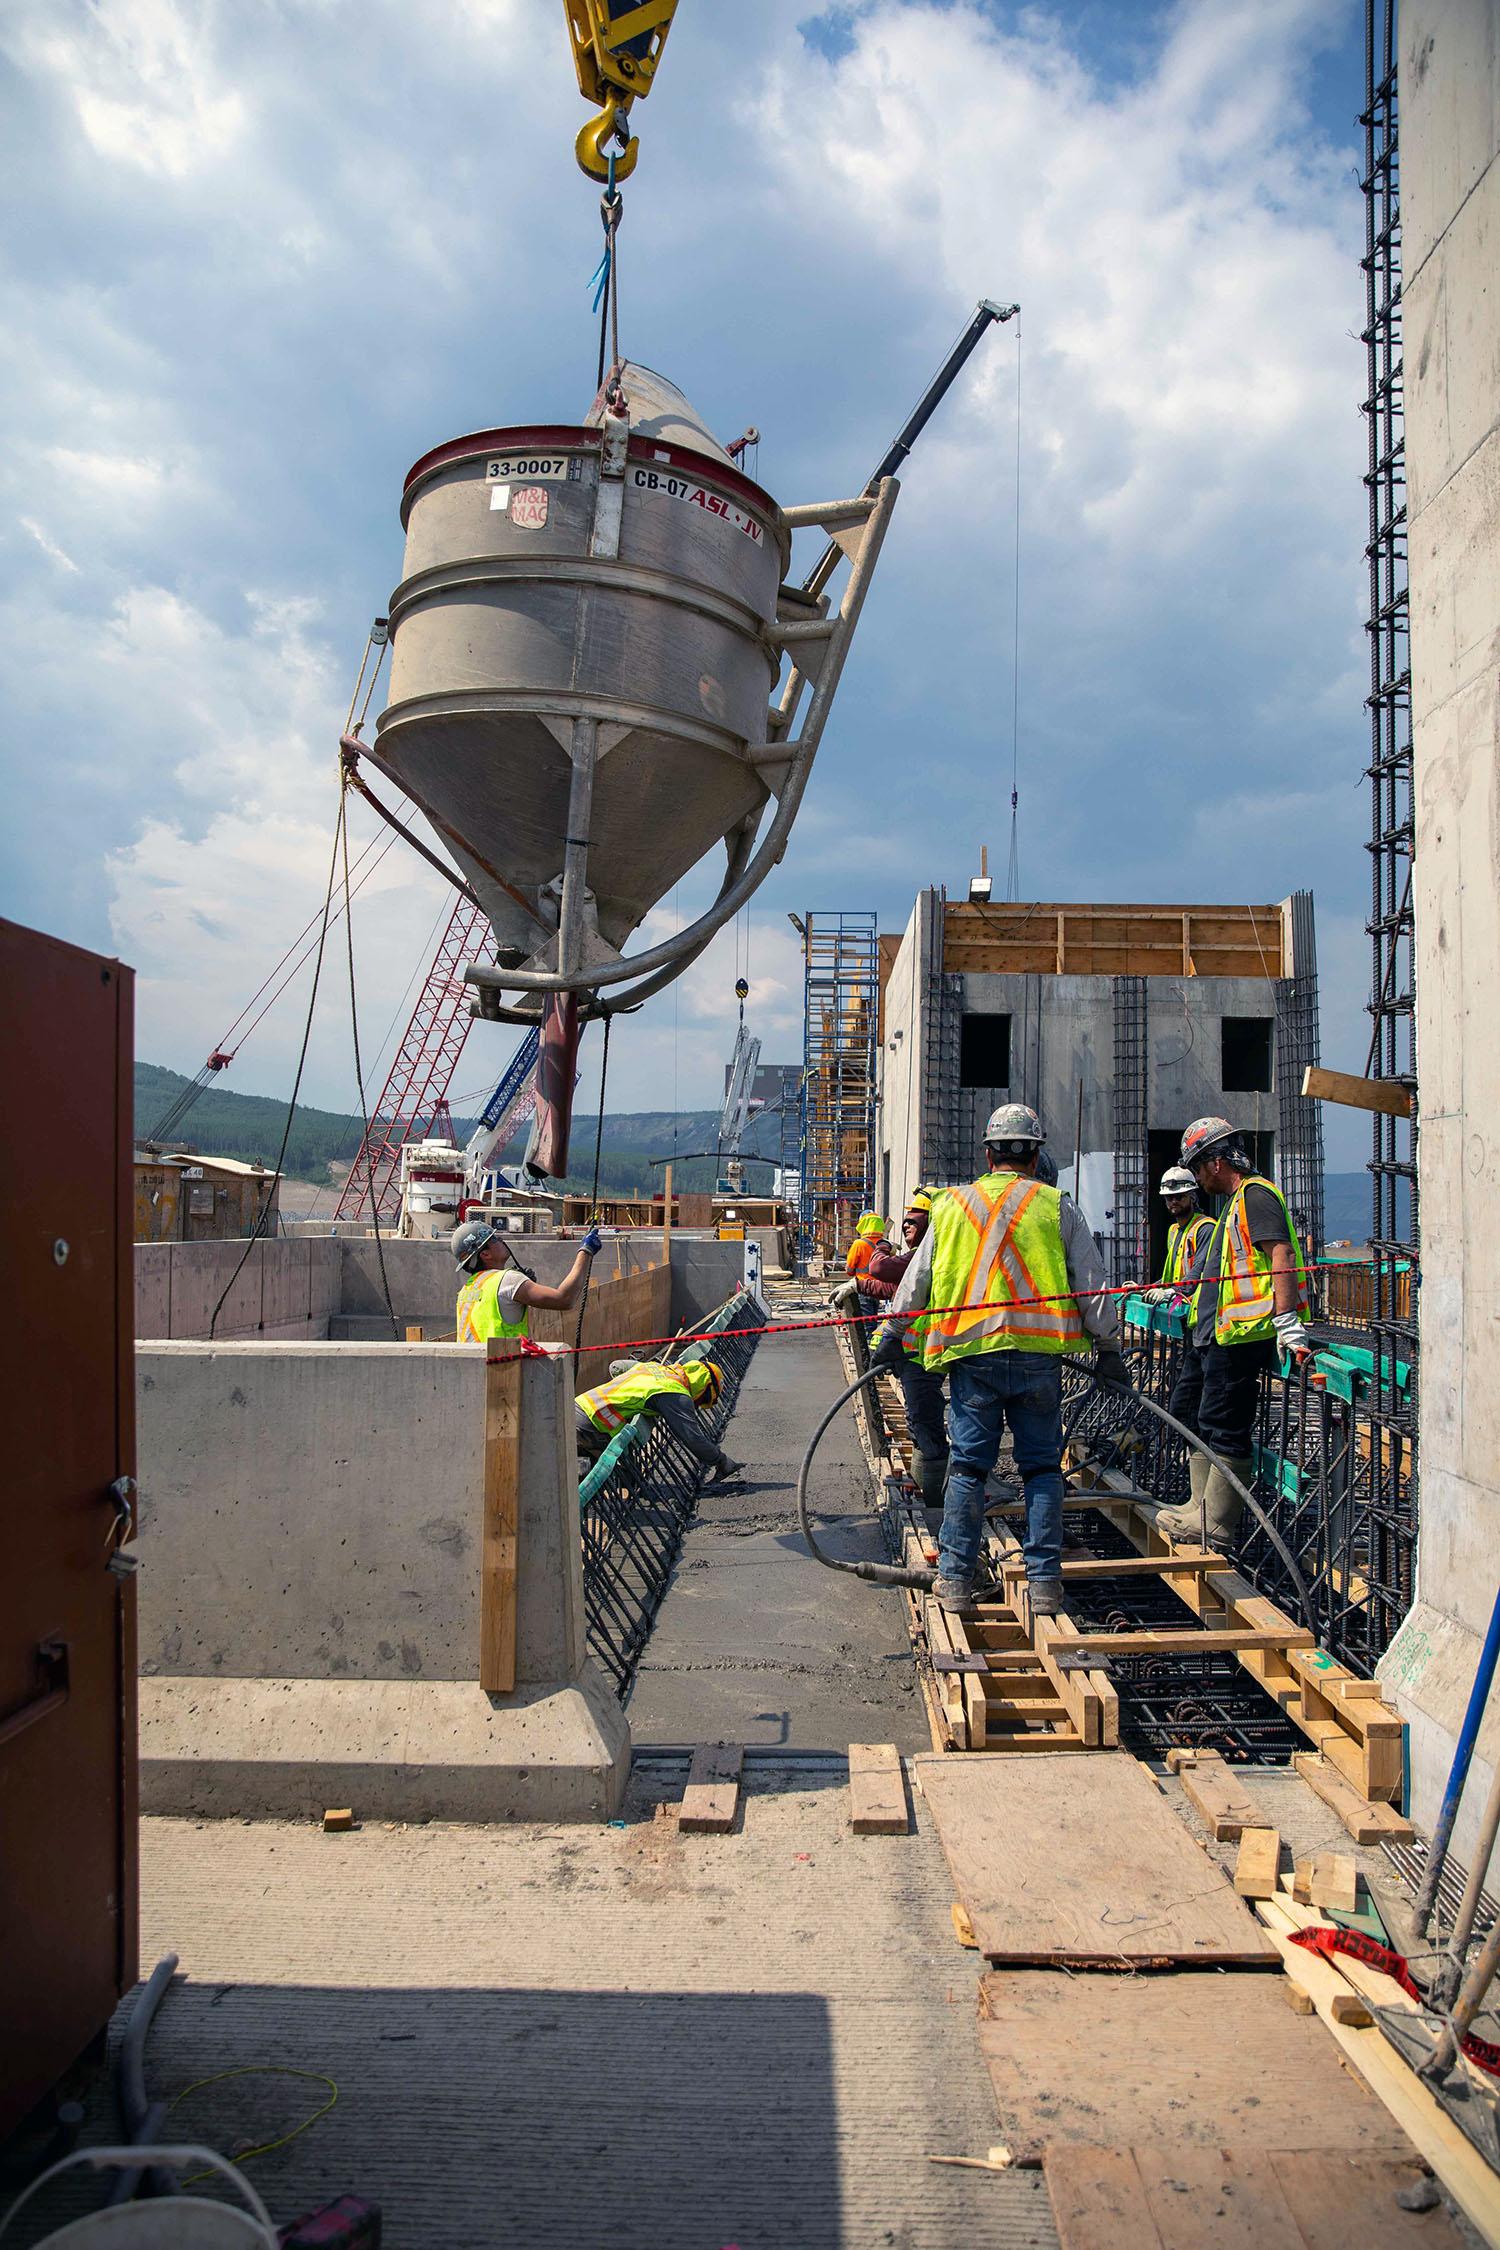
136;1342;630;1818
138;1344;493;1682
877;902;1286;1235
1376;0;1500;1861
135;1236;340;1341
137;1233;746;1342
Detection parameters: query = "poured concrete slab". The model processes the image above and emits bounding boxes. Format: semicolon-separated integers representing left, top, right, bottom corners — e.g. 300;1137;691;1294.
69;1770;1055;2250
628;1327;928;1749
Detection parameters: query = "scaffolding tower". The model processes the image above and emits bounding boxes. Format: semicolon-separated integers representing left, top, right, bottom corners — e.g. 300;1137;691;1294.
799;913;879;1266
1361;0;1418;1647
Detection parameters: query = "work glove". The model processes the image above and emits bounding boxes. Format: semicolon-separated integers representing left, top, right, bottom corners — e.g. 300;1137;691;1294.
830;1278;859;1312
1274;1309;1312;1360
581;1225;603;1256
1093;1346;1135;1392
1140;1285;1173;1305
869;1327;908;1372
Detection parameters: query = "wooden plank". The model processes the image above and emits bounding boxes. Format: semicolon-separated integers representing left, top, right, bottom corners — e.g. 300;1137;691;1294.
847;1742;909;1835
1303;1064;1414;1119
1251;1900;1500;2243
1134;2147;1301;2249
1047;1551;1226;1578
981;1971;1407;2165
1033;1616;1102;1747
1307;1851;1359;1912
1268;2152;1467;2250
1054;1625;1316;1653
479;1346;523;1694
679;1743;743;1832
917;1753;1277;1966
1179;1750;1272;1842
1293;1753;1415;1842
1234;1826;1282;1898
1045;2148;1165;2250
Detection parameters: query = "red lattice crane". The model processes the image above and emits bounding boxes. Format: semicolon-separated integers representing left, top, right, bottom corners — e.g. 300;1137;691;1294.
334;896;487;1222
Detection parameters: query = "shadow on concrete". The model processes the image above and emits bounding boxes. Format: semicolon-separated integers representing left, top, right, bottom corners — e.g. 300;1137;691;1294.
8;1984;843;2250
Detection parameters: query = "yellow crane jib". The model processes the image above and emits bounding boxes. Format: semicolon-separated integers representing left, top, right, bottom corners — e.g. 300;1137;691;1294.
564;0;679;181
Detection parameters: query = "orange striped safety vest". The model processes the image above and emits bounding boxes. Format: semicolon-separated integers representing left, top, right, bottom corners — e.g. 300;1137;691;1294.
920;1172;1086;1372
1201;1176;1311;1345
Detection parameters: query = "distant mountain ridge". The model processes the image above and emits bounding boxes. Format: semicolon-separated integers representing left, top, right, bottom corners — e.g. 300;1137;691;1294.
134;1062;1387;1230
133;1062;788;1195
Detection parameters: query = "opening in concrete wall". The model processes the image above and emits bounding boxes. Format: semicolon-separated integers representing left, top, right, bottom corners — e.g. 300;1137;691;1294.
1221;1015;1273;1093
959;1011;1011;1089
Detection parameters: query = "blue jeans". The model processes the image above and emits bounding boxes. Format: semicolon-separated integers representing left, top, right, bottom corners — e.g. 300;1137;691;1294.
897;1359;949;1465
940;1351;1065;1586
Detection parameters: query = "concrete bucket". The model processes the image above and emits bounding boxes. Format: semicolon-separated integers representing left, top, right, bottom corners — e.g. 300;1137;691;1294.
365;363;899;1022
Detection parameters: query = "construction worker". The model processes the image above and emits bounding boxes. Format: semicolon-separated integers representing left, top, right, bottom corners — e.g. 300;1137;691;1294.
450;1217;601;1342
844;1210;888;1282
1148;1117;1311;1547
1142;1167;1214;1303
864;1191;949;1509
883;1104;1129;1615
574;1355;741;1481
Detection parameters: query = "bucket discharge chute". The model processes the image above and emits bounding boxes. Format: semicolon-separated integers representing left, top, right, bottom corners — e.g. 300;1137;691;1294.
364;363;900;1027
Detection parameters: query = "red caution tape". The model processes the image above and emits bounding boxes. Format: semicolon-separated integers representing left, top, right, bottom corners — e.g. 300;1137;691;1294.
1289;1924;1500;2076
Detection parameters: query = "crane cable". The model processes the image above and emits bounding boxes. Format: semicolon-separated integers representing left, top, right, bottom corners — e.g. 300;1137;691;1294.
206;629;393;1339
571;1010;615;1367
1006;319;1023;902
591;151;625;399
338;779;401;1341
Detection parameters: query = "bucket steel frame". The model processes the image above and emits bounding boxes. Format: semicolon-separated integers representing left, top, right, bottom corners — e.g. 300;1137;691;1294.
463;478;900;1024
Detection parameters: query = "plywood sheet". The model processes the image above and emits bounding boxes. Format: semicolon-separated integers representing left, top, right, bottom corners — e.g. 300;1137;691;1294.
916;1752;1278;1965
1045;2147;1456;2250
979;1971;1411;2164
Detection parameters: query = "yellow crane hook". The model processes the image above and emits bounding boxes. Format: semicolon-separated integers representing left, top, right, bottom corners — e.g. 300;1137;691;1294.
576;91;638;182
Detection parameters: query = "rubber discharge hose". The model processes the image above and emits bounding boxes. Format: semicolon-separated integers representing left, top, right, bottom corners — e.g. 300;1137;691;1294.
796;1361;1319;1639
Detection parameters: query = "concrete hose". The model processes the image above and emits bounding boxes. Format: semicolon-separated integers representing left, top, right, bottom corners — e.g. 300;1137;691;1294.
797;1362;1319;1642
795;1367;937;1591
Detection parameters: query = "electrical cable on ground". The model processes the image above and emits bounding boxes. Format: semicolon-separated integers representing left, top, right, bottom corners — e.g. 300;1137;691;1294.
167;2066;338;2186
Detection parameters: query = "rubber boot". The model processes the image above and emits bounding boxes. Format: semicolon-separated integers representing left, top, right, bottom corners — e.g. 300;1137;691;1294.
912;1452;948;1509
1146;1451;1210;1545
1202;1456;1253;1547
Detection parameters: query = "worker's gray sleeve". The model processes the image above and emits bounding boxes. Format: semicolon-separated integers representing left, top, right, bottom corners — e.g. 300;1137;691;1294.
1060;1196;1120;1345
889;1227;935;1317
655;1393;727;1472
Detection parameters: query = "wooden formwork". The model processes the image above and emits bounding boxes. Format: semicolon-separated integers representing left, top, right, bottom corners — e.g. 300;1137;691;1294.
843;1330;1406;1804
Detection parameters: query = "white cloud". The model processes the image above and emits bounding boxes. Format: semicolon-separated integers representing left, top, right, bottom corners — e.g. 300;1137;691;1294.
4;0;247;179
19;516;79;572
2;0;1381;1127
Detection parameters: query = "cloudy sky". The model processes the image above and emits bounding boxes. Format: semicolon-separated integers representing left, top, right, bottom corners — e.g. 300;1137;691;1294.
1;0;1377;1161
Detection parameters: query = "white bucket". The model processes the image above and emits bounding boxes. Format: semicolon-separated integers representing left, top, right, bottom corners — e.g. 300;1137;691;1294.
2;2149;276;2250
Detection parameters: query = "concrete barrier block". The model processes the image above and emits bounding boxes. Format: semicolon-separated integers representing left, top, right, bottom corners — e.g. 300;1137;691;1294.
138;1665;630;1822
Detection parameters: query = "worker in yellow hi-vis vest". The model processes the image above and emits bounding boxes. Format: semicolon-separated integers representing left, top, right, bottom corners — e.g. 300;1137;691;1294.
574;1356;740;1482
881;1104;1128;1617
1146;1117;1311;1549
450;1217;600;1342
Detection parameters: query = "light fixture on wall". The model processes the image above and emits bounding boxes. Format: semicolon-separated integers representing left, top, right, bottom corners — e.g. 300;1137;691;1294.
968;843;992;904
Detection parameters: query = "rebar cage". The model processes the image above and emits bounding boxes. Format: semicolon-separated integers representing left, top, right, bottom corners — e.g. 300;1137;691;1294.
1063;1300;1415;1677
576;1290;763;1696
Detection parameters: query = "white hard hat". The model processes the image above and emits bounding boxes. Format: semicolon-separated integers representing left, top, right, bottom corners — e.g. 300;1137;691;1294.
984;1102;1045;1146
1159;1166;1197;1198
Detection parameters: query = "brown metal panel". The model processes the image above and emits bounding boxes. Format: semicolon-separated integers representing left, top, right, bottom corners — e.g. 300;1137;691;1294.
1;919;138;2136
